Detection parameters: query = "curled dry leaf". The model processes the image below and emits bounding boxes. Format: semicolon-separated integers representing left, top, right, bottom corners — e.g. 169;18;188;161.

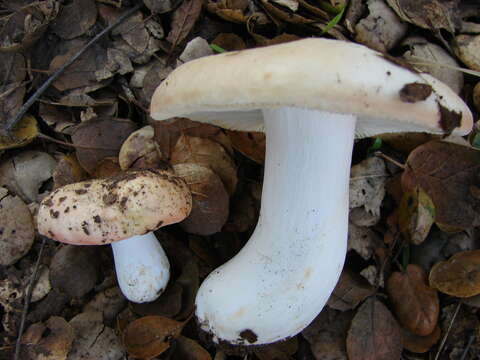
123;315;185;359
21;316;74;360
71;117;137;175
0;115;38;151
174;163;229;235
386;264;439;336
429;249;480;297
327;268;375;311
50;245;100;298
402;141;480;232
153;117;233;160
227;130;266;163
0;150;57;203
206;0;250;23
0;187;35;265
453;35;480;72
398;187;435;245
346;297;403;360
402;325;441;354
171;134;237;194
175;336;212;360
119;125;160;170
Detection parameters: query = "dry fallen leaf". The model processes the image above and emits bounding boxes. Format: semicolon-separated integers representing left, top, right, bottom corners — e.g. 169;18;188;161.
176;260;200;320
119;125;160;170
52;153;88;189
0;187;35;266
123;315;185;359
132;282;183;318
171;134;237;195
227;130;266;163
174;336;212;360
346;297;403;360
402;325;441;353
327;268;375;311
21;317;75;360
402;141;480;232
386;264;439;336
398;187;435;245
71;117;137;175
0;150;57;203
0;115;38;151
174;163;229;235
254;337;298;360
429;249;480;297
166;0;203;49
51;0;97;39
303;307;352;360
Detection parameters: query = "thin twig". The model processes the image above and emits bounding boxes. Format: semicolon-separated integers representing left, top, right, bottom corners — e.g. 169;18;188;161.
434;301;462;360
14;236;47;360
375;151;406;170
4;3;142;133
459;331;475;360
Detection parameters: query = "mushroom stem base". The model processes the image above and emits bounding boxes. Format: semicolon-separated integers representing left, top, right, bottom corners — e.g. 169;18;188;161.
112;232;170;303
195;107;357;345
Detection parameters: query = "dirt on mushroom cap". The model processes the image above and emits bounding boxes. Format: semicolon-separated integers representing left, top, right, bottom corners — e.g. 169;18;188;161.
38;169;192;245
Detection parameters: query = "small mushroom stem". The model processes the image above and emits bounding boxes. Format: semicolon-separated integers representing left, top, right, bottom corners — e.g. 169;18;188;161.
111;232;170;303
195;107;357;345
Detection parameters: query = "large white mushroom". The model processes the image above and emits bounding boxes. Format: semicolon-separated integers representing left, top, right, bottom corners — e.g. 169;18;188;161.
38;169;192;303
150;38;473;345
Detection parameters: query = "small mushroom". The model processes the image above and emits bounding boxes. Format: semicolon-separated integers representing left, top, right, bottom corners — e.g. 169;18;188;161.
150;39;473;345
38;169;192;303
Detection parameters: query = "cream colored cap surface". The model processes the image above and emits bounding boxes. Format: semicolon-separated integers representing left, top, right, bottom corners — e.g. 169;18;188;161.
150;38;473;137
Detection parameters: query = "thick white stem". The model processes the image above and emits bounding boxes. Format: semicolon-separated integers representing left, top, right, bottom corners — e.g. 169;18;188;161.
112;232;170;303
195;107;356;345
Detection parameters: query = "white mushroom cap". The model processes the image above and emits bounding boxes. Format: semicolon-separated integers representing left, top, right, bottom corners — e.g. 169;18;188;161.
151;38;472;136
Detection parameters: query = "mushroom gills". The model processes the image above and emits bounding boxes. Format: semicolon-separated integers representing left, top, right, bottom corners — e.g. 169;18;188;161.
195;107;356;344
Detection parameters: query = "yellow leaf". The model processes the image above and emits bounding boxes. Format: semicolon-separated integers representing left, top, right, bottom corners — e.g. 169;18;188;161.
0;115;38;150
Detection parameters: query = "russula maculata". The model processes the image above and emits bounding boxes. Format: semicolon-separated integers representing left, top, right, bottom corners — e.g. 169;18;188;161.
38;169;192;303
150;38;473;345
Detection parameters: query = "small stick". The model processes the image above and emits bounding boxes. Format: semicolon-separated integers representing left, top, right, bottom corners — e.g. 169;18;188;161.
14;236;47;360
4;3;142;133
434;301;462;360
374;151;406;169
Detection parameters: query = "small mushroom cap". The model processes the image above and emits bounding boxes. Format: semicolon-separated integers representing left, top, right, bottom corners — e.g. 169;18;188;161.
38;170;192;245
150;38;472;137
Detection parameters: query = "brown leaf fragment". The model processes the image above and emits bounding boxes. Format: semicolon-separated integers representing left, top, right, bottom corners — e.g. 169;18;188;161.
171;134;237;194
71;117;137;175
176;260;200;320
21;316;75;360
429;249;480;297
402;141;480;231
303;307;352;360
0;187;35;266
402;325;441;353
212;33;247;51
167;0;204;49
385;0;460;32
123;315;185;359
346;297;403;360
206;0;250;23
50;245;100;298
49;40;108;92
399;83;432;103
398;187;435;245
386;264;439;336
174;163;229;235
174;336;212;360
132;282;183;318
119;126;160;170
227;131;266;163
254;337;298;360
51;0;97;39
0;52;26;125
328;268;375;311
53;153;88;189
